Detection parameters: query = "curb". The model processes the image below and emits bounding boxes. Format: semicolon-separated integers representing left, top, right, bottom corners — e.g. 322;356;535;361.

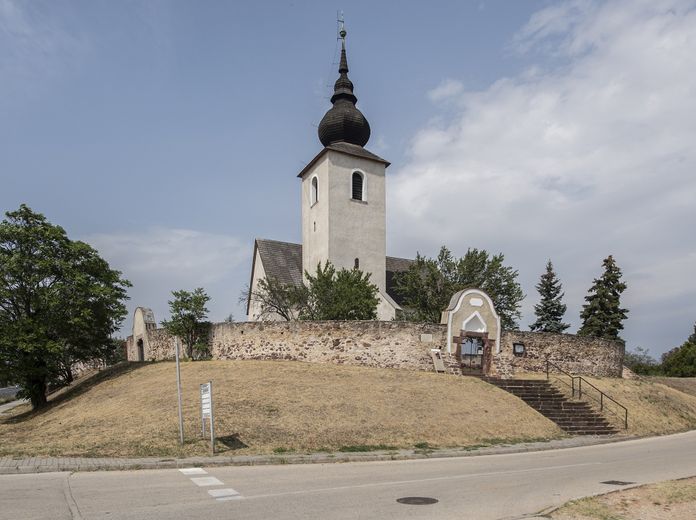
0;434;643;475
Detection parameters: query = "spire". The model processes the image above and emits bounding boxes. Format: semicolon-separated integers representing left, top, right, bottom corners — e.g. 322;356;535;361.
318;24;371;148
338;28;349;73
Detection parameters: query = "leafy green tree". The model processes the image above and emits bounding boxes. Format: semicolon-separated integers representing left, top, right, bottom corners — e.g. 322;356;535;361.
662;343;696;377
243;277;308;321
577;255;628;341
529;260;570;333
300;262;379;320
395;246;524;329
688;322;696;344
0;205;130;409
661;325;696;376
624;346;662;375
162;288;211;359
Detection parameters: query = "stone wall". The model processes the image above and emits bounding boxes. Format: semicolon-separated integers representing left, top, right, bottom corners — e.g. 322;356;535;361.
492;330;625;378
126;328;180;361
125;321;624;378
211;321;446;370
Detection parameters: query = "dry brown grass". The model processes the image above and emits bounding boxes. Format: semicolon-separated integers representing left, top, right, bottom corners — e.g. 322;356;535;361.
0;360;562;458
648;377;696;398
552;476;696;520
567;377;696;436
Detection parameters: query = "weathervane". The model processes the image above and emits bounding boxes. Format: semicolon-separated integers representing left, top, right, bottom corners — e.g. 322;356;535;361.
338;10;346;40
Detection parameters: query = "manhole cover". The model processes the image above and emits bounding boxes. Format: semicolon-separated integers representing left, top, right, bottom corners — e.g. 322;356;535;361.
601;480;636;486
396;497;439;505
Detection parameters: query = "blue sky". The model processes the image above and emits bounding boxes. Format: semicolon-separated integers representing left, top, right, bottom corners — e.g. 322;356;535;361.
2;0;695;357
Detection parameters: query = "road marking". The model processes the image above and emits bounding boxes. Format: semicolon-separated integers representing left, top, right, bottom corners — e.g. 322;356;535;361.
177;467;244;501
240;462;602;501
208;488;242;501
179;468;208;475
191;476;224;487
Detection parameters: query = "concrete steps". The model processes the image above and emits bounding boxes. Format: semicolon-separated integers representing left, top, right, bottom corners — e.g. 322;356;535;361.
483;378;618;436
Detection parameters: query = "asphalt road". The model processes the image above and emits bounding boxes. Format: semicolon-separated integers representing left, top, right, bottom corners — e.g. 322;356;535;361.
2;431;696;520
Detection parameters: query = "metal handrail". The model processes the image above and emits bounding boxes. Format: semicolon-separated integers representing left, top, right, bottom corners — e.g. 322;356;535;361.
546;359;628;429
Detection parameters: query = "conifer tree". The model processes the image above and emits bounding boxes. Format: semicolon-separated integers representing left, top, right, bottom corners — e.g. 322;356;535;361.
529;260;569;333
577;255;628;341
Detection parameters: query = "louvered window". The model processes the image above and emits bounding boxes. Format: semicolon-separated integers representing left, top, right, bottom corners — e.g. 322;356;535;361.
311;176;318;205
352;172;364;201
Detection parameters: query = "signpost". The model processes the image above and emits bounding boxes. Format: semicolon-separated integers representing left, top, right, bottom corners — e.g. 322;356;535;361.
200;381;215;454
175;338;184;445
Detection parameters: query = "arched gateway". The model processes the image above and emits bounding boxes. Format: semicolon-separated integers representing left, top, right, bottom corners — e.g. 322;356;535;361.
440;289;501;375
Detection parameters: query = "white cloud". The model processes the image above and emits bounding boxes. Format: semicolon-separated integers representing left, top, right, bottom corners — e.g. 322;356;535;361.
85;228;249;333
389;0;696;354
427;79;465;102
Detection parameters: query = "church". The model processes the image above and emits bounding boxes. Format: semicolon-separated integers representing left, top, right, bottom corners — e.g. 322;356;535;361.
127;26;625;394
246;28;412;321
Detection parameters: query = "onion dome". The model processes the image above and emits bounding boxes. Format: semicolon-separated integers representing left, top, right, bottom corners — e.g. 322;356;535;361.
318;29;371;148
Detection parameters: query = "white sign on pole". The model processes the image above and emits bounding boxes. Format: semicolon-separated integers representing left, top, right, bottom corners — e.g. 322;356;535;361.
200;381;215;454
200;383;212;418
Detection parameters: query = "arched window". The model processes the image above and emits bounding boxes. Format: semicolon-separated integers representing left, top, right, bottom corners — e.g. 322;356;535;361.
351;171;364;201
354;258;360;269
311;176;318;205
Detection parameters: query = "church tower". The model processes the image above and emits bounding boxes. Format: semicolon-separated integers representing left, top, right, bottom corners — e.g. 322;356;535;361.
298;27;391;310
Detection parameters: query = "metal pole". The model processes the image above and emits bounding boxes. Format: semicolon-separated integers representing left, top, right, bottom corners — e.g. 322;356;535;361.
175;337;184;446
209;380;215;455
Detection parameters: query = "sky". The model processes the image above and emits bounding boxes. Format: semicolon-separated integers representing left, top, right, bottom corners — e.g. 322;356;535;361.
2;0;695;358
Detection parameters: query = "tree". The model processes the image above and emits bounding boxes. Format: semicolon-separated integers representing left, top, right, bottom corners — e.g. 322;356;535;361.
243;277;308;321
661;325;696;377
300;262;379;320
662;343;696;377
394;246;525;329
577;255;628;341
529;260;570;333
0;205;130;409
624;346;662;375
161;288;211;359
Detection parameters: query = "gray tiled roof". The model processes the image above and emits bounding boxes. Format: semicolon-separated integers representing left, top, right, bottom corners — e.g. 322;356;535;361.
326;142;389;165
386;256;414;273
256;239;303;287
385;256;414;306
254;238;413;305
297;143;390;178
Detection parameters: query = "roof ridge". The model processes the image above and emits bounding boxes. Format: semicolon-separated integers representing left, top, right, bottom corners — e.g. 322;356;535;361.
256;238;302;247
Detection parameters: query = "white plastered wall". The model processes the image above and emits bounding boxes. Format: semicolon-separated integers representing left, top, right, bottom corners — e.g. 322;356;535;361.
442;289;501;354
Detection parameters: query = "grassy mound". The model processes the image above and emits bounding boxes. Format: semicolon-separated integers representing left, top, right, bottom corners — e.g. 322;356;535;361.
570;377;696;435
0;361;562;458
648;377;696;398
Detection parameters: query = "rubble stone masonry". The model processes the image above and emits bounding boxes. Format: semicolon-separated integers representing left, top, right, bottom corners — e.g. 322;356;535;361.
126;322;623;378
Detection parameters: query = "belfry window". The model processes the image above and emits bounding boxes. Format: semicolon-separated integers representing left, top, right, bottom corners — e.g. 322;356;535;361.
311;176;318;205
351;171;364;201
